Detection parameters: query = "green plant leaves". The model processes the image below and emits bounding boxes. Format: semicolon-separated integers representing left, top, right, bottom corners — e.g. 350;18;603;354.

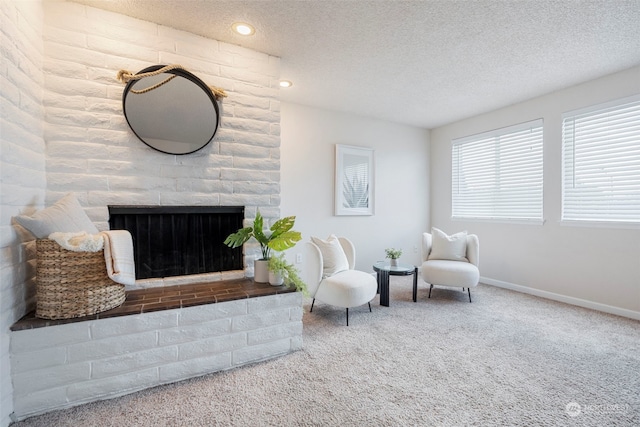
223;227;253;248
270;216;296;236
268;253;308;296
385;247;402;259
223;211;302;260
268;230;302;252
252;212;268;246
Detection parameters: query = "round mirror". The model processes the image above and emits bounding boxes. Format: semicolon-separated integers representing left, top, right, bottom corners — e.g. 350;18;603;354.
122;65;220;155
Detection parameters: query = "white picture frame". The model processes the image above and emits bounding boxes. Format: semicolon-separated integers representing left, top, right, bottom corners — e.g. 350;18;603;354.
335;144;375;216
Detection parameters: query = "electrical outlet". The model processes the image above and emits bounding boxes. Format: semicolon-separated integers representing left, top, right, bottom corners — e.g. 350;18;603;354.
296;253;302;264
413;245;418;253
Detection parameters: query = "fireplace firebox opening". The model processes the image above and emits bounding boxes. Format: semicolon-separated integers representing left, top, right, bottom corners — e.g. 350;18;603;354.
108;206;244;280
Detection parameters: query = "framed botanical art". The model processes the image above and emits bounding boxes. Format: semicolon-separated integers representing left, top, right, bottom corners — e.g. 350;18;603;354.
335;144;375;216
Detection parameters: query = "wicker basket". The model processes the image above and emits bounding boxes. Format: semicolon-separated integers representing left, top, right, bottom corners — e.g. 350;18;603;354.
36;239;126;320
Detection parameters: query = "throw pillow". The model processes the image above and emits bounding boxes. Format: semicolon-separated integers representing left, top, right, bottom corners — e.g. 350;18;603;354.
428;227;468;262
311;234;350;277
15;193;99;239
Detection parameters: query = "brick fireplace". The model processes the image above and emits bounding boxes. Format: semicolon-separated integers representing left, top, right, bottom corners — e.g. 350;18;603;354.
9;202;305;420
3;1;289;424
9;205;306;420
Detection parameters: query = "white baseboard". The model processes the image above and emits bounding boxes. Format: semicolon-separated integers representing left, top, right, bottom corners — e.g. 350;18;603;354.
481;276;640;321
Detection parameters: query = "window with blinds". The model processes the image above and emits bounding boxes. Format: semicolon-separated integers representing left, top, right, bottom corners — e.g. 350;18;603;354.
452;119;544;222
562;95;640;224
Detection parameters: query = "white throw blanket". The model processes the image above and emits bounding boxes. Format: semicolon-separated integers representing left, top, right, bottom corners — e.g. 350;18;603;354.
48;230;136;286
49;231;104;252
100;230;136;286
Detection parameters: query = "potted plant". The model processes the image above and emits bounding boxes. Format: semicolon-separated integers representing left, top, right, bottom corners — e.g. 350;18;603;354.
385;248;402;267
267;253;308;295
223;210;302;283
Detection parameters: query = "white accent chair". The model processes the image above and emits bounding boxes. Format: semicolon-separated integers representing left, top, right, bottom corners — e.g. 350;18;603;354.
421;231;480;302
305;237;377;325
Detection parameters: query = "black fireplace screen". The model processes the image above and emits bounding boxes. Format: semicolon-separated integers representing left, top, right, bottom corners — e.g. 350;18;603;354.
108;206;244;280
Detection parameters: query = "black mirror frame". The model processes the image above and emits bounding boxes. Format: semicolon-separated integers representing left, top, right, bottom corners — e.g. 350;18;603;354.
122;65;220;155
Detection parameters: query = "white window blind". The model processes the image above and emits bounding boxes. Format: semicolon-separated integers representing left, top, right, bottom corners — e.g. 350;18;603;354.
452;119;544;221
562;95;640;224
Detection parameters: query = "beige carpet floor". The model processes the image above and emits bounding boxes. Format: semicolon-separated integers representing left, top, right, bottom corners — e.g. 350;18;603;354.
12;278;640;426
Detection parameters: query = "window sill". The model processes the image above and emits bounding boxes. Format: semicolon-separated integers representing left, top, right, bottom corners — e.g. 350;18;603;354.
560;219;640;230
451;217;545;226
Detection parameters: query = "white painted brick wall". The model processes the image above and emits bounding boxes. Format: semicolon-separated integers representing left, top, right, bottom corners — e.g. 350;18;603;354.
41;1;283;245
177;332;247;360
3;1;287;424
10;321;91;353
91;347;178;379
158;353;231;384
231;308;292;332
159;318;232;346
67;331;159;363
0;1;44;426
179;299;247;325
13;0;282;267
10;293;303;421
232;338;292;366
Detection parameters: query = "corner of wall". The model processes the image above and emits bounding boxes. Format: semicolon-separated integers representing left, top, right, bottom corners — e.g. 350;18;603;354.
1;1;46;425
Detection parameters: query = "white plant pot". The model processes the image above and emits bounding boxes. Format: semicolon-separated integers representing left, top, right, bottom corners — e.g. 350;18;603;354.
269;271;284;286
390;258;398;267
254;259;269;283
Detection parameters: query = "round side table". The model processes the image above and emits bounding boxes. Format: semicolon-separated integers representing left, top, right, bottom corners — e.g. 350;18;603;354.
372;261;418;307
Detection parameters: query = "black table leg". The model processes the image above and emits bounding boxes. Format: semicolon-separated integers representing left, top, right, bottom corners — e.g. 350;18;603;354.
380;271;390;307
413;267;418;302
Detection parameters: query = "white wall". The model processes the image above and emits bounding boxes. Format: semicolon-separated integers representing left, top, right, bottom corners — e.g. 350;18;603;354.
280;103;430;272
0;1;45;425
430;65;640;318
42;1;282;232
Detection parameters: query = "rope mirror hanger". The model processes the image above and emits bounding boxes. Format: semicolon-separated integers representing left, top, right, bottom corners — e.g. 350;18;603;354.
116;64;227;99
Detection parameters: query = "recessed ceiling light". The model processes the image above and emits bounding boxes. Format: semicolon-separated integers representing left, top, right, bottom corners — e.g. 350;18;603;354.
232;22;255;36
279;80;293;88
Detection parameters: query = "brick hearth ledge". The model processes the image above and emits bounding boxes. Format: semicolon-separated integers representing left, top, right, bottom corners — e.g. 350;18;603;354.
9;280;303;421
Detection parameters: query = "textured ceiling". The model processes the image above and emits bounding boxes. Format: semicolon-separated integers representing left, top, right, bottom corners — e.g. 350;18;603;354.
69;0;640;129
